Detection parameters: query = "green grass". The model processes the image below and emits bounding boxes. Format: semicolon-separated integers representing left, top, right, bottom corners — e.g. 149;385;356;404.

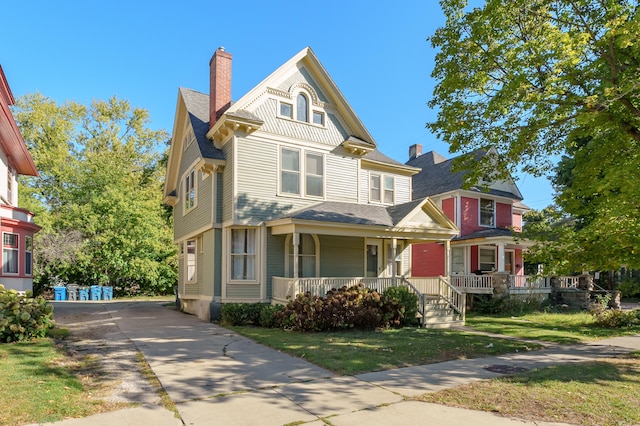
230;326;541;375
416;352;640;426
0;338;126;426
466;310;640;344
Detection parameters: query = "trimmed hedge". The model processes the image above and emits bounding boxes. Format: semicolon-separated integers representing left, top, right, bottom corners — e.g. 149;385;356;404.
0;285;56;343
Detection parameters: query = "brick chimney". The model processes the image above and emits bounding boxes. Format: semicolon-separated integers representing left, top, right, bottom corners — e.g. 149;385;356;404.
409;144;422;160
209;47;232;128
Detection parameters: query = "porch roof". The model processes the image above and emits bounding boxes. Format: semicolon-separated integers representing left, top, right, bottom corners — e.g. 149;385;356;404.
266;198;458;242
452;227;534;249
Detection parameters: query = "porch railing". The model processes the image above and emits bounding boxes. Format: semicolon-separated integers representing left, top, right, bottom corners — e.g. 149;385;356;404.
450;275;493;293
271;276;403;304
403;276;465;324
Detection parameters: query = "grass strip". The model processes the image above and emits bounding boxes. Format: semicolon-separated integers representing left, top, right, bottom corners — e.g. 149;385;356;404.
415;352;640;426
230;326;541;375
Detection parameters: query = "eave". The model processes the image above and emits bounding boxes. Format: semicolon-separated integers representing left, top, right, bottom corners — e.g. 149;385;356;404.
206;112;264;148
361;158;421;176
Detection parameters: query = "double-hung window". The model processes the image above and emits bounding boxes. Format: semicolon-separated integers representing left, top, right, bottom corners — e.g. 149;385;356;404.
479;248;496;272
25;236;33;276
2;233;18;274
186;239;196;282
370;174;395;204
479;198;495;227
280;148;324;197
184;170;196;212
305;153;323;197
231;229;256;281
288;234;318;278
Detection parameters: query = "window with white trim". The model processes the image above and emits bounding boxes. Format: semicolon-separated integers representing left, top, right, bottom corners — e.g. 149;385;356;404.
186;239;196;282
479;247;496;272
280;147;324;197
278;90;325;127
370;174;395;204
184;169;197;212
479;198;495;227
451;247;465;274
2;233;18;274
25;236;33;276
296;93;308;122
7;169;13;204
287;234;318;278
231;229;256;281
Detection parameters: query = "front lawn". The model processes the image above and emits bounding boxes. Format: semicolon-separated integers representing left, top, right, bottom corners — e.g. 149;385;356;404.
466;310;640;344
0;338;128;426
416;352;640;426
230;326;541;375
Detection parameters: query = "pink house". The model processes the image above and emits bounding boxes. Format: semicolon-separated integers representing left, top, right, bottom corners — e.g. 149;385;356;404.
0;65;41;292
406;145;531;283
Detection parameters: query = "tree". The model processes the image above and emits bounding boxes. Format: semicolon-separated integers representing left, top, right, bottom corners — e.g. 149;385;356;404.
14;93;176;294
430;0;640;270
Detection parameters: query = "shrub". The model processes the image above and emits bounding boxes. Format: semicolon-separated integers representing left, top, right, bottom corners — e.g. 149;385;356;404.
592;309;640;328
0;285;56;343
273;284;406;332
259;304;284;328
221;303;272;326
384;286;419;326
473;294;545;316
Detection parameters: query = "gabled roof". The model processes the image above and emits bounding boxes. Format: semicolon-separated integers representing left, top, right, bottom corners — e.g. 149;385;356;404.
180;87;225;161
267;198;458;241
407;149;523;201
208;47;377;151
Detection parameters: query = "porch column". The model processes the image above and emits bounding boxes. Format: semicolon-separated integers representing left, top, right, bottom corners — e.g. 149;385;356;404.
292;232;299;278
444;240;451;277
497;243;506;272
391;238;397;278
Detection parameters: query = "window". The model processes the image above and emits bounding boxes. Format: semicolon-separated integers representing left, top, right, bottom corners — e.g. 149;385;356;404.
384;176;395;204
287;234;318;277
186;239;196;282
25;236;33;276
281;148;300;195
184;170;196;211
280;148;324;197
231;229;256;280
370;174;381;202
280;102;293;118
2;233;18;274
451;247;465;274
305;153;324;197
480;198;495;227
370;174;395;204
312;111;324;125
296;94;308;122
7;170;13;204
479;248;496;272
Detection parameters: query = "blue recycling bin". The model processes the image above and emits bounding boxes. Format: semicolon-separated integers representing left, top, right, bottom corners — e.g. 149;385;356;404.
101;286;113;300
78;287;89;301
53;286;66;301
90;285;102;301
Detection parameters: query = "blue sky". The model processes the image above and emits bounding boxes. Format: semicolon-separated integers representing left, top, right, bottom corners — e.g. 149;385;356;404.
3;0;554;209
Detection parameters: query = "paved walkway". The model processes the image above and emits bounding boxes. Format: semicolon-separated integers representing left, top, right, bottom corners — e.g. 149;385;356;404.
41;300;640;426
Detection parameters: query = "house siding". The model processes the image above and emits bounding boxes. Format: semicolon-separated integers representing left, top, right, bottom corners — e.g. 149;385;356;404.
266;232;286;299
226;284;261;299
214;228;222;298
411;242;445;277
201;230;215;298
461;196;480;235
325;150;359;202
319;235;364;277
222;141;234;223
496;202;512;228
442;198;455;224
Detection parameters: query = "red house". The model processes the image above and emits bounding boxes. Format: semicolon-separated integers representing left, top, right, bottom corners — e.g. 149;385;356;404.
0;65;41;292
406;145;531;283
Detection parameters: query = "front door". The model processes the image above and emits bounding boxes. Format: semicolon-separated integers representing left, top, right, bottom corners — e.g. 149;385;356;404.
366;239;383;277
505;250;514;274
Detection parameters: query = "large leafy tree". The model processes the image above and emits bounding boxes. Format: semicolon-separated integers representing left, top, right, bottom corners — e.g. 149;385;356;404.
430;0;640;271
15;93;176;294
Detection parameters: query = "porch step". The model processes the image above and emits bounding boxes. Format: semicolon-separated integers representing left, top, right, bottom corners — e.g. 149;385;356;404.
423;319;466;329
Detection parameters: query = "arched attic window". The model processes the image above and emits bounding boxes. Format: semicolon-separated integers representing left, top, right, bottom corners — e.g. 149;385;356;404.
296;93;308;123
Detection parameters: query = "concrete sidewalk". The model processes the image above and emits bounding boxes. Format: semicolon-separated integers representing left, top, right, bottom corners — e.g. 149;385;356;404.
44;301;640;426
